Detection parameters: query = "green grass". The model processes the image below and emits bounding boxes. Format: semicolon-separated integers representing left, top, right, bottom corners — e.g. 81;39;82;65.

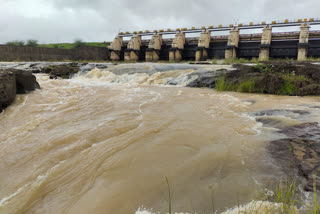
37;42;110;49
269;179;299;213
238;79;257;93
253;63;272;73
275;74;309;95
223;58;259;64
221;57;320;64
216;77;259;93
215;77;227;92
212;59;218;64
165;176;173;214
304;57;320;62
216;72;310;96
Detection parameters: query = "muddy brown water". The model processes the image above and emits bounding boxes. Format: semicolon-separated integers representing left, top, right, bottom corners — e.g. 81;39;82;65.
1;64;320;214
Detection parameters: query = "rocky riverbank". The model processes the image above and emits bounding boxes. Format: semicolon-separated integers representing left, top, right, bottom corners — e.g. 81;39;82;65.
268;122;320;192
0;69;40;112
211;62;320;96
252;108;320;192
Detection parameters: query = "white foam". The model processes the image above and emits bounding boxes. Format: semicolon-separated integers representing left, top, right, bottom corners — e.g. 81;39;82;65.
135;201;283;214
221;201;282;214
135;209;190;214
0;185;27;207
71;68;198;87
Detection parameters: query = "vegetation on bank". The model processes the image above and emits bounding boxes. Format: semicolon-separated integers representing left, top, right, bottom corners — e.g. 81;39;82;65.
215;62;320;96
216;73;309;95
6;39;38;47
212;57;320;65
38;42;110;49
5;39;110;49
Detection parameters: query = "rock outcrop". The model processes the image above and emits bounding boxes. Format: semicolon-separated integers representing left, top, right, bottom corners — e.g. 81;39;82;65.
0;69;40;112
268;122;320;191
41;63;80;79
186;62;320;96
186;71;222;88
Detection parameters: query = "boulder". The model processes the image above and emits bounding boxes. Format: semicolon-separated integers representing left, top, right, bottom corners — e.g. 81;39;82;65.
42;63;80;79
186;71;217;88
12;70;40;93
0;69;40;112
0;73;16;112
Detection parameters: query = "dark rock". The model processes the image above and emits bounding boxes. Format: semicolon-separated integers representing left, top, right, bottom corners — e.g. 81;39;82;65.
256;118;285;128
13;70;40;93
246;99;256;104
189;61;212;65
0;72;16;112
42;64;80;79
279;122;320;141
186;71;221;88
255;109;310;117
95;64;108;69
299;84;320;96
268;122;320;191
255;109;309;129
254;73;285;94
0;69;40;112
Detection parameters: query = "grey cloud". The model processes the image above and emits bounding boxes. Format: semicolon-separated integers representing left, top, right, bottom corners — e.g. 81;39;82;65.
0;0;319;43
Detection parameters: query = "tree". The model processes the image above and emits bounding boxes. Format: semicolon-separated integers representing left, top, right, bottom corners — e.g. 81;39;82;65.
26;39;38;47
6;40;25;46
73;39;85;48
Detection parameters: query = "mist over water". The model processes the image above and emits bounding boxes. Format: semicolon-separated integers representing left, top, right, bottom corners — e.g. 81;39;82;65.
1;64;320;214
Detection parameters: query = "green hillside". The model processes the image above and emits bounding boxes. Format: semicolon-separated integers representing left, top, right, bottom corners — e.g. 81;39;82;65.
38;42;110;49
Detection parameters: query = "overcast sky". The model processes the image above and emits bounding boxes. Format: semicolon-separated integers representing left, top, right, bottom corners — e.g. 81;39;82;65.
0;0;319;44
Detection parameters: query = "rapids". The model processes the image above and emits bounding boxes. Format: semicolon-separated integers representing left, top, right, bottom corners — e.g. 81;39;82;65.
1;63;320;214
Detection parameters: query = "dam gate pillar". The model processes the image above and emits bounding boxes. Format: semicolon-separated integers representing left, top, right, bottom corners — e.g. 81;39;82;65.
169;32;185;62
195;30;211;61
125;35;142;61
259;26;272;61
146;34;162;62
109;36;123;61
298;23;310;61
225;28;239;60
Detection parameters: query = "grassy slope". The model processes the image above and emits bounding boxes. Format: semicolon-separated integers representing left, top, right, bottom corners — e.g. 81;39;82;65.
38;42;110;49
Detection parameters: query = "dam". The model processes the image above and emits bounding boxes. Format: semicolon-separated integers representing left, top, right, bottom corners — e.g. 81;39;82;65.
108;18;320;62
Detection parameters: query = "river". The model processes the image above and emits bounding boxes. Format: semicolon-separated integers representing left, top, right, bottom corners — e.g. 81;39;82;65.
1;63;320;214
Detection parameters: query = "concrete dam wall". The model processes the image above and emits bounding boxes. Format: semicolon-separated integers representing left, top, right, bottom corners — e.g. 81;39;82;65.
109;20;320;62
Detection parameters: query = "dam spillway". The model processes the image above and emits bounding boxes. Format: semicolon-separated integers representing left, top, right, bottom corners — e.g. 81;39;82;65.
108;19;320;62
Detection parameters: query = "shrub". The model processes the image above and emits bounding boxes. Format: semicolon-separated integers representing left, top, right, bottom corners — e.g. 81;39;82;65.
6;40;25;46
26;39;38;47
73;39;85;48
253;63;272;73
